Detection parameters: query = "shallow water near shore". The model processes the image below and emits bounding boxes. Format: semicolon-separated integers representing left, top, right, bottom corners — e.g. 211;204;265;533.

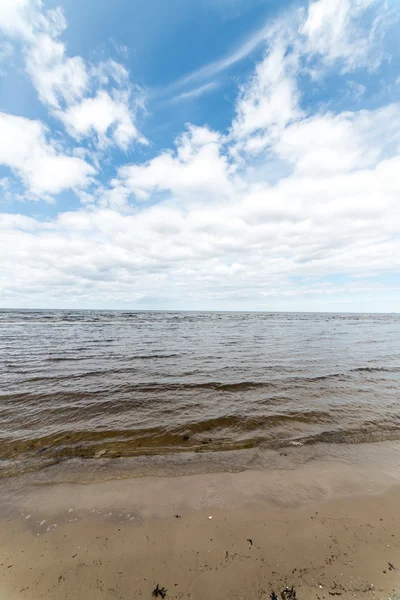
1;310;400;480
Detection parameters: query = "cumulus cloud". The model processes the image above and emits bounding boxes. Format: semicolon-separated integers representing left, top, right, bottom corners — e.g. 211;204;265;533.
0;0;38;40
300;0;391;71
58;89;147;150
231;39;302;154
110;125;239;203
26;31;88;108
2;101;400;303
230;0;391;156
0;0;145;150
0;112;95;199
1;142;400;305
274;104;400;175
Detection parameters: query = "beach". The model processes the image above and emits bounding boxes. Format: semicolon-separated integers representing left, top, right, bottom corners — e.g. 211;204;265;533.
1;311;400;599
1;442;400;600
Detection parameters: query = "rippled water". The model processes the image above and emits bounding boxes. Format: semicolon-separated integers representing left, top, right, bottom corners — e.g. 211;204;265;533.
1;310;399;478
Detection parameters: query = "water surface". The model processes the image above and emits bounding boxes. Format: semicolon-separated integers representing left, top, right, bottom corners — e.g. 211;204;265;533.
1;311;399;478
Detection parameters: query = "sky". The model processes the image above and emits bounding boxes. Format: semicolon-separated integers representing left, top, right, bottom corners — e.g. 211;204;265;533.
0;0;400;311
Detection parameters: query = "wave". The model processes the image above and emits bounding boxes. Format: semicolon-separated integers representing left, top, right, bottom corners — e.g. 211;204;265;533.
350;366;400;373
3;363;400;401
0;409;328;449
301;422;400;446
0;409;364;462
1;410;400;478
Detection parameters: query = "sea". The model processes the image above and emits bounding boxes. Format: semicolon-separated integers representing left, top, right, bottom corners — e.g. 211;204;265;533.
1;310;399;480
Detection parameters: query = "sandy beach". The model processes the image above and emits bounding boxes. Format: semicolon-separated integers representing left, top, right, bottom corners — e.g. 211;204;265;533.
1;443;400;600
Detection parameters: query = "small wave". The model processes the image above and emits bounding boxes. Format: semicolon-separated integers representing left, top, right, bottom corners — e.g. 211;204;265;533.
46;356;97;362
46;353;181;363
133;353;182;360
301;424;400;446
18;367;140;383
0;409;332;461
350;366;400;373
1;411;400;476
123;381;276;393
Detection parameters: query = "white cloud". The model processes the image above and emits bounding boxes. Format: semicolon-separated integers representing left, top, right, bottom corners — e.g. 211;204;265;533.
91;60;130;87
0;112;95;199
0;0;145;150
346;80;366;101
2;100;400;304
274;104;400;175
230;0;392;158
0;40;13;68
58;90;147;149
172;82;220;103
0;0;77;86
231;39;302;153
0;0;88;108
301;0;390;71
26;32;88;108
1;138;400;306
0;0;38;40
109;125;239;204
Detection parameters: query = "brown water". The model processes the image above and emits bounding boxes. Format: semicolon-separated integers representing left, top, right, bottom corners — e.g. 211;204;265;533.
1;310;399;479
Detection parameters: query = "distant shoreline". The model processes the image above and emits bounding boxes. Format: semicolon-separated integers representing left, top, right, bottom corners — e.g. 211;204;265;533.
1;308;399;314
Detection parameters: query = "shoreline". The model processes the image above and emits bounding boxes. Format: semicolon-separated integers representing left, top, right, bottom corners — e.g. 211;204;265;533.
1;442;400;600
2;439;400;488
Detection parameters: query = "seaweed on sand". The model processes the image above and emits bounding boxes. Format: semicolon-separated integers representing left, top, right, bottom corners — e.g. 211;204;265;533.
152;584;167;598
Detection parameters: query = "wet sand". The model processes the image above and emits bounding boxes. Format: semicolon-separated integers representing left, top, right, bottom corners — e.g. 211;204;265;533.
1;444;400;600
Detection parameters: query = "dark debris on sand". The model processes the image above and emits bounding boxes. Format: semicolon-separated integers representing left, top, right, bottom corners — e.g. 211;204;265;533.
271;586;298;600
281;586;298;600
152;584;167;598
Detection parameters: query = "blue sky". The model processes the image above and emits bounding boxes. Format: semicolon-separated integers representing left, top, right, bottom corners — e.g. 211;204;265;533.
0;0;399;311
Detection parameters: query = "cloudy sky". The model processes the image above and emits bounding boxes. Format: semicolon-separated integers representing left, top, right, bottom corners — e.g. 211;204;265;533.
0;0;399;311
